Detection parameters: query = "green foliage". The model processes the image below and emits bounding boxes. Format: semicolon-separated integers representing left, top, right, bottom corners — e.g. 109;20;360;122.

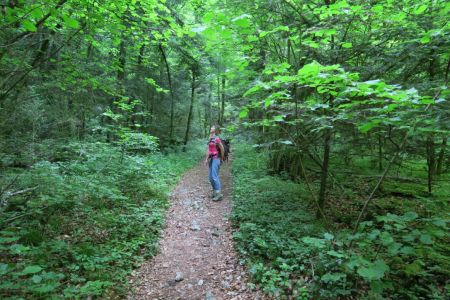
1;0;450;298
0;140;203;298
232;143;449;299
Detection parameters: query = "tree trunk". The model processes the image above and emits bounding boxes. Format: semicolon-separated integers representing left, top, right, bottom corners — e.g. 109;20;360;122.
117;40;126;83
183;69;196;150
317;127;332;218
78;106;86;140
436;137;447;175
204;88;212;137
217;70;221;125
220;76;225;125
159;44;175;142
378;134;383;172
137;44;145;65
426;136;436;194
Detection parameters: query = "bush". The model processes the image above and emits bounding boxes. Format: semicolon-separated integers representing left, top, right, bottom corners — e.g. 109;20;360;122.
231;143;449;299
0;140;203;298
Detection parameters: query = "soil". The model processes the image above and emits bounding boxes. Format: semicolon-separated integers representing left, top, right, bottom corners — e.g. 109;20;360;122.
128;160;267;300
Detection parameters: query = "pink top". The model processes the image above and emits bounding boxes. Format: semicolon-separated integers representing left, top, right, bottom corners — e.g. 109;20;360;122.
208;136;221;158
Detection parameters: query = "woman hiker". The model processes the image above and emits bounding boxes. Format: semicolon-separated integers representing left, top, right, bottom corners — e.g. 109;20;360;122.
204;125;225;201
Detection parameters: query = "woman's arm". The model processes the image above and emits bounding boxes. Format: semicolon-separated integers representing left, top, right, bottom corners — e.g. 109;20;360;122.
218;142;225;161
204;146;209;165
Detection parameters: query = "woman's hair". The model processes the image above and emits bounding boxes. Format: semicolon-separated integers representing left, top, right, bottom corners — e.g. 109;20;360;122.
212;125;221;133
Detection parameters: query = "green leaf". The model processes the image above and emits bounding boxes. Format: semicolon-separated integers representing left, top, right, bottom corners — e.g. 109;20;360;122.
233;15;251;28
420;35;431;44
432;219;447;228
321;272;346;283
327;250;346;258
22;20;37;32
259;31;269;38
400;246;415;255
324;233;334;240
22;265;42;275
247;35;258;42
63;16;80;29
402;211;418;221
419;234;433;244
387;242;402;255
371;5;383;13
358;120;381;133
298;62;321;77
202;12;215;23
414;4;428;14
380;231;394;246
10;244;29;254
342;42;352;48
357;260;389;281
0;237;20;243
30;8;44;19
404;260;423;276
302;236;326;249
243;85;262;97
0;263;9;275
273;115;284;122
239;108;249;118
221;29;232;39
31;275;43;283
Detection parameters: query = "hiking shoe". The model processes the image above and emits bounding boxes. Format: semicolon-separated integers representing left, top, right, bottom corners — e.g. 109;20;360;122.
212;193;223;201
210;191;216;198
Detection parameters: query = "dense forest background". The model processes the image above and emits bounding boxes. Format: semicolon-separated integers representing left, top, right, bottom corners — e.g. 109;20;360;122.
1;0;449;299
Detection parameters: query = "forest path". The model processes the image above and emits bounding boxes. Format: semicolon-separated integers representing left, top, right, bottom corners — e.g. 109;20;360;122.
128;160;266;300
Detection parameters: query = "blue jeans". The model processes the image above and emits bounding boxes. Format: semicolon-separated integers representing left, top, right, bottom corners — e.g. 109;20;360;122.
208;158;221;191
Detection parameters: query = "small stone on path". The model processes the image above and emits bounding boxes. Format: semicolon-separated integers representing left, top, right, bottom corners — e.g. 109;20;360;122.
175;272;184;282
222;280;230;289
205;290;215;300
190;220;201;231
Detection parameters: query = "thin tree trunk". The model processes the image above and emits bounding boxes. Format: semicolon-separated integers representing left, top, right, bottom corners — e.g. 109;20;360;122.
436;137;447;175
221;76;225;125
426;136;436;193
159;44;175;141
137;44;145;65
183;69;196;150
117;39;126;83
426;18;436;192
378;134;383;172
205;88;212;137
217;69;221;125
79;106;85;140
317;127;332;218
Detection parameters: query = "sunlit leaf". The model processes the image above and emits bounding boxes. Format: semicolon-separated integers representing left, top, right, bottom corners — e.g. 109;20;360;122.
22;20;37;32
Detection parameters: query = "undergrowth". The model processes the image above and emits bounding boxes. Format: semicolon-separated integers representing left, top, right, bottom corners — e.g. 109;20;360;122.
231;143;449;300
0;139;204;298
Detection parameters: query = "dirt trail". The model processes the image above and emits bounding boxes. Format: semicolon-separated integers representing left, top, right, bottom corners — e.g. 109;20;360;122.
128;160;266;300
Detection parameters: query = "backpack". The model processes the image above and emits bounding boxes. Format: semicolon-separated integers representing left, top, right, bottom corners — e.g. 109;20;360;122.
220;138;231;162
209;136;231;162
